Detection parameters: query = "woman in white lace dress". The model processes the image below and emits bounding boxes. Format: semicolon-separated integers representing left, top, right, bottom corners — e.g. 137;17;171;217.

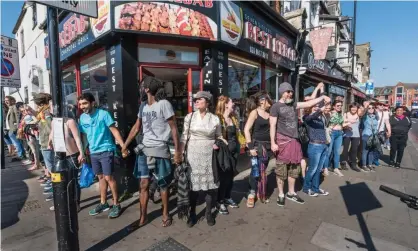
180;91;222;227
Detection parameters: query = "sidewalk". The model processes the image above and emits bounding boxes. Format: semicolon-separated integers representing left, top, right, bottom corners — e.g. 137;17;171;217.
1;142;418;251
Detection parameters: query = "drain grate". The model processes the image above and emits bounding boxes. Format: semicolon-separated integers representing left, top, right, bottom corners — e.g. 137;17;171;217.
20;200;41;213
144;237;191;251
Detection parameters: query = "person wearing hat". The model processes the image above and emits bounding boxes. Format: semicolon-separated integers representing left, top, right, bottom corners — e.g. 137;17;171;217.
180;90;222;227
389;106;412;168
270;82;330;207
127;77;181;227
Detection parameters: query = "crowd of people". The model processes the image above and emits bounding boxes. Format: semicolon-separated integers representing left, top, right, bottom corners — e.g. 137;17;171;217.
2;79;413;227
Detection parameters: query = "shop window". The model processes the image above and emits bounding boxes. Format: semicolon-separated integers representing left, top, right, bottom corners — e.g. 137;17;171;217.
228;55;261;122
138;43;199;65
80;51;108;110
62;66;77;118
265;67;282;102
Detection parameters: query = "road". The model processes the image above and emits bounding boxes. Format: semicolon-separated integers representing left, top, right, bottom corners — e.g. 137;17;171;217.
409;118;418;143
2;143;418;251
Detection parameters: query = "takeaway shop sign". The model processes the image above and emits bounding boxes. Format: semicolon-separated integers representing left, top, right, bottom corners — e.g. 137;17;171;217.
59;14;90;57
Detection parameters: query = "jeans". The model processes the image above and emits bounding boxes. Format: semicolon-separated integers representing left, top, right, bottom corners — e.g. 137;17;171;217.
389;135;408;164
325;130;343;169
361;136;374;166
41;149;55;171
8;131;24;157
303;143;328;193
4;132;12;146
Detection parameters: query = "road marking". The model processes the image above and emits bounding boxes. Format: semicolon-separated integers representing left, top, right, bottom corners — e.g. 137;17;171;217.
311;222;415;251
412;120;416;123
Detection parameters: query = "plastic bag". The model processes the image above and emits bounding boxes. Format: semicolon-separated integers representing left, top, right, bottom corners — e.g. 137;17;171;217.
79;163;95;188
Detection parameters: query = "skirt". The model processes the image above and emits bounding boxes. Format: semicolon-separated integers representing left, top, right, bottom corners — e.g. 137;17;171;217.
187;139;219;191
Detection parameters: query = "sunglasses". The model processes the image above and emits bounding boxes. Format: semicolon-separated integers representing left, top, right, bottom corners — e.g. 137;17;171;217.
368;107;375;110
286;91;293;93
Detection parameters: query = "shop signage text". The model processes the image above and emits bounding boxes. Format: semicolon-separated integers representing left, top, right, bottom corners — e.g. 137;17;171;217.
307;52;326;72
329;85;346;96
168;0;213;8
59;15;89;49
244;22;296;62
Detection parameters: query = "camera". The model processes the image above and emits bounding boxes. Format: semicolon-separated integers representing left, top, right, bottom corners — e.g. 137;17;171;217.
133;143;145;155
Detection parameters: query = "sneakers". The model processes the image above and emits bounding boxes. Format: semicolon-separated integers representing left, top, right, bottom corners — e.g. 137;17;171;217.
368;165;376;172
224;198;239;208
43;187;53;195
37;175;46;181
350;164;362;172
247;194;255;208
340;161;349;171
304;189;318;197
333;168;344;177
50;206;55;211
40;180;51;187
108;204;121;219
43;184;52;191
395;163;401;169
218;204;229;215
89;202;110;216
360;166;370;172
277;196;285;207
45;194;53;202
389;161;395;167
317;189;329;196
286;193;305;204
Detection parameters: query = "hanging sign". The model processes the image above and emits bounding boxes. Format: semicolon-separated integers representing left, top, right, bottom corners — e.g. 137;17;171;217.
1;35;21;88
310;27;332;60
33;0;98;18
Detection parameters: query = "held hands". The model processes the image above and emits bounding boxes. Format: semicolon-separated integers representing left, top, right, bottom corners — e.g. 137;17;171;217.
318;82;325;91
249;149;257;156
173;151;182;165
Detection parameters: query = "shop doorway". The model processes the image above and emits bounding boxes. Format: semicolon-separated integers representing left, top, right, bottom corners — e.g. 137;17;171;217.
139;65;201;133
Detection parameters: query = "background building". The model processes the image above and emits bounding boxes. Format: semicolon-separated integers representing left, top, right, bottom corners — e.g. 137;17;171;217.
4;2;49;107
393;82;418;109
374;86;393;106
355;42;371;83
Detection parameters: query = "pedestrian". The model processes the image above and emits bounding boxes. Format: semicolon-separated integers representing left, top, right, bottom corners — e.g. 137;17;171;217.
180;91;221;227
4;96;25;161
360;104;379;172
389;106;412;168
321;103;332;176
324;100;346;177
33;93;55;187
243;91;272;208
302;103;329;197
383;104;392;150
215;95;241;214
340;103;362;172
18;104;41;170
270;82;330;207
78;92;125;219
47;107;85;211
375;103;391;166
128;78;181;227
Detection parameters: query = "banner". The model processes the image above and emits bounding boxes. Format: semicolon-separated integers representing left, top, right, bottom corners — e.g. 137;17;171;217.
310;27;332;60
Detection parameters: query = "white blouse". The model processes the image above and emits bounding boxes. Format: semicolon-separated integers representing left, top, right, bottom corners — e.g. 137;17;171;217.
181;112;222;143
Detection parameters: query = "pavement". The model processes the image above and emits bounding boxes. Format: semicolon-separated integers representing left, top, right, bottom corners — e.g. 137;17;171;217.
2;137;418;251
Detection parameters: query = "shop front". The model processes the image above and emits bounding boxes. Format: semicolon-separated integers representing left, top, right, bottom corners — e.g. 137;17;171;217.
351;85;367;105
299;45;350;107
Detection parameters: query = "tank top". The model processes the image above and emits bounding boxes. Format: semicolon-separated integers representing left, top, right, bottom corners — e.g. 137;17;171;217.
344;113;360;138
252;111;270;142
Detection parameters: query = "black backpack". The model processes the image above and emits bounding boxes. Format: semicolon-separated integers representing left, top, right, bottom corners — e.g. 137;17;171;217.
298;121;310;144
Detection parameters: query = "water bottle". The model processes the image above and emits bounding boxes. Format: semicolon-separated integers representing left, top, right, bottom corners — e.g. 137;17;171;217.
250;157;260;178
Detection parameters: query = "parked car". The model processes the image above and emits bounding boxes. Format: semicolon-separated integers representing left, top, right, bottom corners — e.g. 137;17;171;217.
411;109;418;118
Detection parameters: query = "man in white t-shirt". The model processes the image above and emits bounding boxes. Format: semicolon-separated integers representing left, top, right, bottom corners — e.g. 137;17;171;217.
374;103;392;165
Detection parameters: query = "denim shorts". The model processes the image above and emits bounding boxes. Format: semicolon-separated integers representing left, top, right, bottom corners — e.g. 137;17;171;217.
133;154;172;189
90;151;114;176
41;149;55;171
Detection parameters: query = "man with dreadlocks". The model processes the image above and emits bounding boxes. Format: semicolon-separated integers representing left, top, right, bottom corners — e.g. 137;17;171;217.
123;77;181;228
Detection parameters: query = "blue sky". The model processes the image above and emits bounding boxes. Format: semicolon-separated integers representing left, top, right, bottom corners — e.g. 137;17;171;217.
1;1;417;87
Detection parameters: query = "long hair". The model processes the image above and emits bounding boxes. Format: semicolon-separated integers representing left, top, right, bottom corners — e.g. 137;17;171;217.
245;91;272;117
215;95;230;118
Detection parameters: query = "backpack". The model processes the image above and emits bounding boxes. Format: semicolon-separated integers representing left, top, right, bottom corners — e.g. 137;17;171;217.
298;120;309;144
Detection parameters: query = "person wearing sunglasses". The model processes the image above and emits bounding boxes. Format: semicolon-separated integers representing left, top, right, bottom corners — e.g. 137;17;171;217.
359;104;380;172
389;106;412;168
270;82;330;207
78;92;125;219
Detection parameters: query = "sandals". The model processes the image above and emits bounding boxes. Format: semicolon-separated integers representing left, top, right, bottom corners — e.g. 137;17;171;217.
138;217;148;227
162;217;173;227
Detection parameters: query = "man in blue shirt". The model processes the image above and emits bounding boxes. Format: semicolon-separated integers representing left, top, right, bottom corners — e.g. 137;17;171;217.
78;93;125;218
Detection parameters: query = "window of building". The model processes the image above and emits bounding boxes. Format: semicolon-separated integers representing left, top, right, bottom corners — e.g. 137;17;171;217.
265;67;282;102
62;66;77;118
138;43;199;65
396;87;403;94
24;87;29;104
20;30;25;56
228;55;261;121
80;51;108;110
281;0;301;15
32;4;37;29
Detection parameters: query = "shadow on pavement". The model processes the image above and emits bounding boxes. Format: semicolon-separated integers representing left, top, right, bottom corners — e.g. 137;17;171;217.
1;166;36;229
340;181;383;251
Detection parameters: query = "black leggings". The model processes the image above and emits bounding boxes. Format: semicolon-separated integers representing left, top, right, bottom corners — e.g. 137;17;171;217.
390;135;408;164
341;137;361;165
190;189;216;215
218;169;234;203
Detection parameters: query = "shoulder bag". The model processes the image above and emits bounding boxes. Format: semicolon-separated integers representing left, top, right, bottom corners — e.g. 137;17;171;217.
377;112;386;144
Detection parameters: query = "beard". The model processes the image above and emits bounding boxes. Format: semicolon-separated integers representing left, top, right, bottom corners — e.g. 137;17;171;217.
284;99;293;104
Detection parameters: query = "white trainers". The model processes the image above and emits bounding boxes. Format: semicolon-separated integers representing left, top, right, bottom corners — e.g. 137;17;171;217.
333;168;344;177
323;168;329;176
49;206;55;211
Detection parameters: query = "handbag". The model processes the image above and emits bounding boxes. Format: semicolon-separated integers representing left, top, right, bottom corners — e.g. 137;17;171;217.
366;118;380;150
298;121;309;144
322;115;331;144
376;111;386;144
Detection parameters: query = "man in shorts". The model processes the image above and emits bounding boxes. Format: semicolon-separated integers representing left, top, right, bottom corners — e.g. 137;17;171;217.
270;82;330;207
123;77;181;227
78;93;125;219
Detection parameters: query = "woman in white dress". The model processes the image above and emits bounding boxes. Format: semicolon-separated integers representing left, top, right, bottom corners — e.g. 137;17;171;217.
180;91;222;227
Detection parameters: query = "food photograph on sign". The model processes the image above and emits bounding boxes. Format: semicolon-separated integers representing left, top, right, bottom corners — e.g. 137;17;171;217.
90;0;111;38
220;0;242;45
114;1;217;40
